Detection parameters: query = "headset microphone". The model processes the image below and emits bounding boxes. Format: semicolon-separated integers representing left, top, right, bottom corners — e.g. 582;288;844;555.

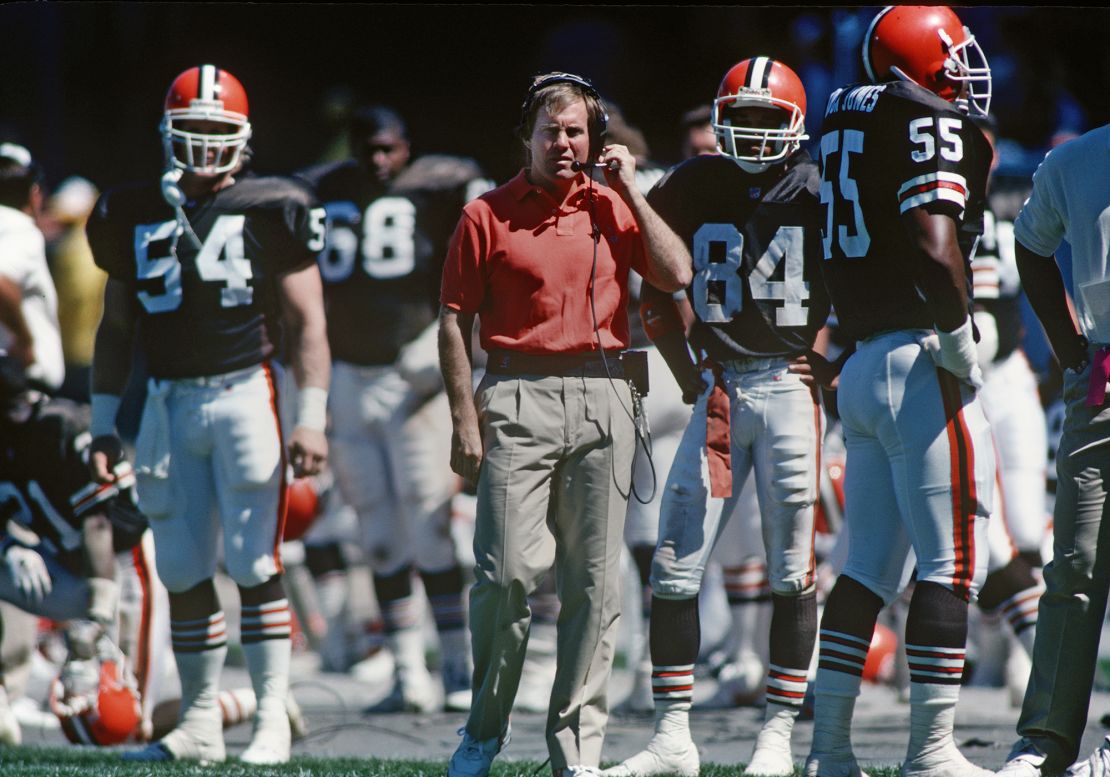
571;160;616;172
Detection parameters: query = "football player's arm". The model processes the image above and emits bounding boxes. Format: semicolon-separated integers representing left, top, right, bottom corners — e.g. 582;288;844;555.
438;305;482;485
901;207;980;383
598;145;692;293
279;261;330;478
1015;241;1087;372
88;278;136;484
640;284;704;404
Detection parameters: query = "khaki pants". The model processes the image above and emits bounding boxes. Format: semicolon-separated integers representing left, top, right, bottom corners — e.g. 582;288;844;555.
1018;357;1110;770
466;373;635;769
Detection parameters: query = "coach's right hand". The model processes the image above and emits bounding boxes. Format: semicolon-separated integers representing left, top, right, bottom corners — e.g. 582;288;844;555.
451;418;483;486
89;435;124;484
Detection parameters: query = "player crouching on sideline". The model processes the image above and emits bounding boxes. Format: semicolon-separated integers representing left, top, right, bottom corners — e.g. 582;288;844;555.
86;64;329;765
0;356;137;745
605;56;832;777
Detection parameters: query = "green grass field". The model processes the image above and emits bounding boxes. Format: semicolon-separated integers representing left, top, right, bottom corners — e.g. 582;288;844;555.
0;746;908;777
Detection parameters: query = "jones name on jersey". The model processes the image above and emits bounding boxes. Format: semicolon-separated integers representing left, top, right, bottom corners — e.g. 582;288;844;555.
647;152;829;361
297;156;488;366
86;176;323;379
0;400;146;563
818;80;992;342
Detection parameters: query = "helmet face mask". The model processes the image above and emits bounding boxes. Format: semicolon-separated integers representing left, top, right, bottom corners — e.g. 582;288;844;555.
161;65;252;177
712;57;808;174
865;6;992;117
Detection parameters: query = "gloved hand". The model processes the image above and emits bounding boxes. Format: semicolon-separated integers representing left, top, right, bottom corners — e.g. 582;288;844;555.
2;537;52;604
921;318;983;390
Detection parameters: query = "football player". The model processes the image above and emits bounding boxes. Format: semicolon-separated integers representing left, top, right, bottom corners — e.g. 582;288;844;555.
607;56;830;777
296;105;490;713
805;7;995;777
0;355;142;745
86;64;330;765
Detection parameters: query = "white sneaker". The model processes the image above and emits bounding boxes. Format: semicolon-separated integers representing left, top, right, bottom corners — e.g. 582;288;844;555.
240;711;291;765
744;727;794;776
448;726;510;777
561;767;604;776
123;725;226;765
0;686;21;746
804;753;869;777
1065;737;1110;777
998;739;1048;777
603;733;700;776
902;743;994;777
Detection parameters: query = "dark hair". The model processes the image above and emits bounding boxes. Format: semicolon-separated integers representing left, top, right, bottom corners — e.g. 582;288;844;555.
349;104;408;142
0;148;42;210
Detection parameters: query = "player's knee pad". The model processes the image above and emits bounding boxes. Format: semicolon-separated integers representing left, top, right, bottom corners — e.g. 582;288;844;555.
156;555;213;594
649;548;703;599
224;552;281;589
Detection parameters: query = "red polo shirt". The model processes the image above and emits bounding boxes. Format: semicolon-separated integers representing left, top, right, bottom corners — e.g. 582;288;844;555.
441;170;648;355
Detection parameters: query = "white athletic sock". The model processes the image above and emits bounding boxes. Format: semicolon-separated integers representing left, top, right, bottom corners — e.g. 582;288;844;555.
810;667;861;759
906;682;960;766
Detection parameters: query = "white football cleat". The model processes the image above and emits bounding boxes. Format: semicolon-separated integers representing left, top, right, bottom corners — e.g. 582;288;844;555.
902;743;994;777
240;714;291;765
124;725;226;765
604;734;699;776
744;726;795;776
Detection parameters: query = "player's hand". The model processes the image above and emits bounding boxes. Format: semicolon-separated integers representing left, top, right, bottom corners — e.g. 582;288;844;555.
675;363;708;405
921;332;984;390
3;539;52;604
599;144;637;194
450;419;483;487
289;427;328;478
88;435;124;484
788;351;840;390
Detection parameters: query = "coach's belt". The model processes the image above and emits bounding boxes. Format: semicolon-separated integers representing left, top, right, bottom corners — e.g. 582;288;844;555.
158;364;262;388
487;349;628;379
719;356;792;374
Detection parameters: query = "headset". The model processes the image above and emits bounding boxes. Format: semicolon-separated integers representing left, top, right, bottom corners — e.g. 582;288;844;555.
519;72;609;160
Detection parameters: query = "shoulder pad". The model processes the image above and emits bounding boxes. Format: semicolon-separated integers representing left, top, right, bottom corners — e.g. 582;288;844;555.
392;154;485;194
